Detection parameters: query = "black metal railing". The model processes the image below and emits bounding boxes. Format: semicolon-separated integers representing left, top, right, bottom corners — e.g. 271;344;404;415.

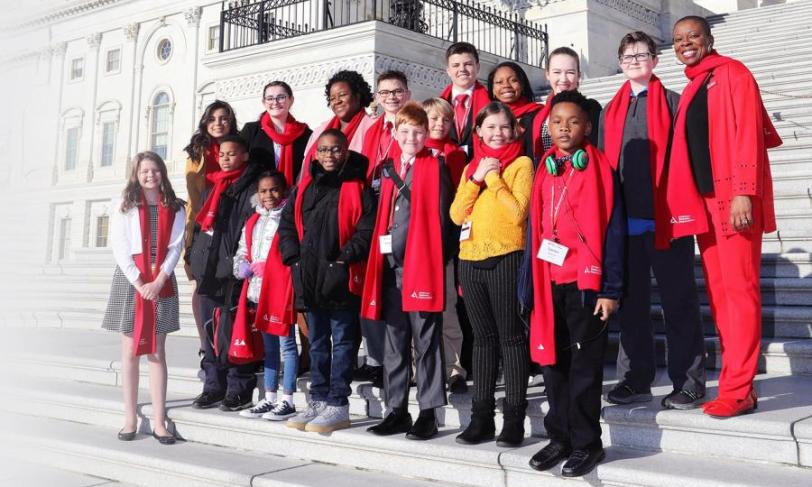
219;0;548;67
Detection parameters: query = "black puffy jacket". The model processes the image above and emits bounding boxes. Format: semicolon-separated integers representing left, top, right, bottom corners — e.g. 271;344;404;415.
278;151;376;311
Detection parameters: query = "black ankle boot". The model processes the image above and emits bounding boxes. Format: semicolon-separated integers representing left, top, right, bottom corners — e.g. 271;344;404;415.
455;400;495;445
496;401;527;447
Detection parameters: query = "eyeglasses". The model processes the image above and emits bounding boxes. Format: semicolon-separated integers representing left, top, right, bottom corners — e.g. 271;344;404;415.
620;53;654;64
263;94;289;104
316;146;344;155
377;89;406;99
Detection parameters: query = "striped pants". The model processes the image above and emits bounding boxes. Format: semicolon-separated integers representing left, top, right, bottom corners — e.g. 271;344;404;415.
459;251;529;408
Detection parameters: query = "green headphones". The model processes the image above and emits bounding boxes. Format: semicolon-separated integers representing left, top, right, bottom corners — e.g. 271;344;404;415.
545;149;588;175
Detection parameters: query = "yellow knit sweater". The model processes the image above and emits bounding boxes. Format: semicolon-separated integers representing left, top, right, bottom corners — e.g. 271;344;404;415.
450;156;534;261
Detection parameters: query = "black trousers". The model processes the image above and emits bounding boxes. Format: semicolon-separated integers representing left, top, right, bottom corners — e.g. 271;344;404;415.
381;264;447;411
459;252;528;408
616;233;706;394
542;283;608;451
198;293;258;397
452;256;474;379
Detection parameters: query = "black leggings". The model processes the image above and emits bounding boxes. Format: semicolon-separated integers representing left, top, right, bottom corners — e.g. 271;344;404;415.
459;252;529;408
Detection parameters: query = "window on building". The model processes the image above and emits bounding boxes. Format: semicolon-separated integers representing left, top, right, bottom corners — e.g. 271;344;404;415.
70;58;84;80
208;25;220;51
157;38;172;62
58;217;72;260
65;126;80;170
150;92;170;159
100;121;116;166
106;49;121;73
95;215;110;247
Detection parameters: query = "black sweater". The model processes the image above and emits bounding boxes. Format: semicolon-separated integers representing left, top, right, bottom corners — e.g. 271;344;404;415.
240;120;312;180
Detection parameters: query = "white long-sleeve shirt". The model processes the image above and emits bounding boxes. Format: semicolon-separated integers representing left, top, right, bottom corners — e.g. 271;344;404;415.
110;201;186;285
233;204;284;303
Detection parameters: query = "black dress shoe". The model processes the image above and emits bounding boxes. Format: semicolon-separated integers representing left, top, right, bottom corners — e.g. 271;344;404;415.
406;413;438;440
193;391;225;409
117;429;136;441
152;431;176;445
367;411;413;436
528;442;571;471
561;448;605;477
219;393;253;412
448;376;468;394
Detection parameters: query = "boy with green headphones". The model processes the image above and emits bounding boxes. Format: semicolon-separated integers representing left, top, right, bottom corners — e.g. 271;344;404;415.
521;90;625;477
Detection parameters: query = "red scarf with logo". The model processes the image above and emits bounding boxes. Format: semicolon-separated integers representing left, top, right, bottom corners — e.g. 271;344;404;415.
426;137;467;188
302;110;367;183
293;167;366;296
204;142;220;175
361;148;445;320
361;116;396;182
659;51;781;248
440;81;491;137
195;167;245;232
133;195;176;356
234;211;294;338
603;75;672;246
259;112;308;187
528;144;614;366
466;137;523;179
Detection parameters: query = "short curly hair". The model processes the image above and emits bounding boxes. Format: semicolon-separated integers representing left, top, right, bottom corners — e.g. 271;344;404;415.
324;70;374;108
549;90;591;116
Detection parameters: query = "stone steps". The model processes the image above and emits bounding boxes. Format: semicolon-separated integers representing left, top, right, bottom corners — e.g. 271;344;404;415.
1;414;443;487
3;371;812;485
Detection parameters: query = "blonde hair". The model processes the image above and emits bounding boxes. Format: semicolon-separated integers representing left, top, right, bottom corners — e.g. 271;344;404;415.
395;101;429;130
422;97;453;120
120;151;184;212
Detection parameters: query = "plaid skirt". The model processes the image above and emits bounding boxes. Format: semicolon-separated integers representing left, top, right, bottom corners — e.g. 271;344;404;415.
101;266;180;334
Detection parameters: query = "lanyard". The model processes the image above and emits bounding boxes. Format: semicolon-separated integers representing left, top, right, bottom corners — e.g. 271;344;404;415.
387;157;413;231
550;168;576;241
377;125;396;163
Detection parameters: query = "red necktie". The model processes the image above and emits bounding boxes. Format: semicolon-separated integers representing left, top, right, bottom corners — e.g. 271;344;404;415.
454;94;469;139
379;121;393;160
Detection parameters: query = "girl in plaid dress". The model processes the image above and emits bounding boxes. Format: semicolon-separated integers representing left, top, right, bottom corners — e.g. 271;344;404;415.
103;151;185;444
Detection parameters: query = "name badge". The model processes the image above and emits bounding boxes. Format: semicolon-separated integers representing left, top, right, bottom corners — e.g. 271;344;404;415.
379;234;393;254
459;221;472;241
537;239;569;266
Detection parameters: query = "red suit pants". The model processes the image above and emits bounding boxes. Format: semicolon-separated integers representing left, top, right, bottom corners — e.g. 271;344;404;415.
696;198;763;400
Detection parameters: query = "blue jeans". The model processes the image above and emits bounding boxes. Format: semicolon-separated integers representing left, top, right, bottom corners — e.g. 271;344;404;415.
262;327;299;395
307;308;358;406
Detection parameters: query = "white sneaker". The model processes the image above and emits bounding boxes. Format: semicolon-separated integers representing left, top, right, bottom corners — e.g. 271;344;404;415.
239;398;276;418
262;400;297;421
287;400;326;430
304;404;351;433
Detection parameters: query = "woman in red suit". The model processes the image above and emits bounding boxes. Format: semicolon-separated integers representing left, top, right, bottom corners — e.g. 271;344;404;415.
664;16;781;418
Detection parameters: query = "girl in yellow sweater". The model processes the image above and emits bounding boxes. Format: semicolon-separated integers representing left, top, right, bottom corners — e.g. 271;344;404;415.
450;101;533;447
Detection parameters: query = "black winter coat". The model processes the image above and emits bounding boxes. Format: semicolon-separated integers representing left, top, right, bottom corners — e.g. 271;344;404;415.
188;161;261;300
240;120;312;180
278;151;377;311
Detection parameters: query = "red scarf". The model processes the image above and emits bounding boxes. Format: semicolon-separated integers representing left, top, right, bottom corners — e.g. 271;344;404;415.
204;142;220;175
292;168;366;296
361;149;445;320
259;112;308;187
528;144;614;366
466;137;523;179
302;110;367;182
507;98;542;118
195;167;245;232
426;137;467;188
133;195;176;356
234;211;294;338
440;81;491;137
360;116;396;182
603;75;672;247
531;97;553;158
